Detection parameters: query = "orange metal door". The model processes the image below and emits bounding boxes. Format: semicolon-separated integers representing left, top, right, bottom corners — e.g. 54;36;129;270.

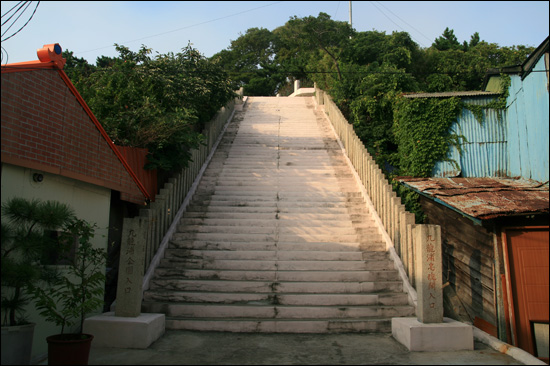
505;227;549;361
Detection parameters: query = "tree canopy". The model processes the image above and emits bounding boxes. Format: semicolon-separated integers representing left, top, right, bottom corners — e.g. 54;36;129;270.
215;13;533;173
64;12;535;183
64;44;236;172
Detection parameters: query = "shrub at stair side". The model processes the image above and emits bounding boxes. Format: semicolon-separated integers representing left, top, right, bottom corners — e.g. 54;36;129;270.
1;197;74;365
30;218;107;365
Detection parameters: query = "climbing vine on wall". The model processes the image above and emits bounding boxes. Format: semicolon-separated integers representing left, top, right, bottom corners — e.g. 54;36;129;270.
393;74;510;178
393;96;463;177
463;74;511;123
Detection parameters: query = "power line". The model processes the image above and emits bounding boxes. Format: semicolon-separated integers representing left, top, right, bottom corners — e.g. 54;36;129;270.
368;1;427;48
1;1;40;42
2;1;26;19
374;1;433;45
333;1;341;19
74;1;284;57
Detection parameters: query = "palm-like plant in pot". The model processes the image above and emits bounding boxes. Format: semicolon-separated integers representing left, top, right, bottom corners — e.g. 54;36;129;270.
31;218;106;365
1;197;74;365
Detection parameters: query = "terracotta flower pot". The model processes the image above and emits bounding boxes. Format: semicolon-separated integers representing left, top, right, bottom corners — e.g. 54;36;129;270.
46;333;94;365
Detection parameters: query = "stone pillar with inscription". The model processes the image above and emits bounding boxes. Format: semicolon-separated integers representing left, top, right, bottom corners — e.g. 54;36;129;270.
83;216;165;349
414;224;443;323
115;217;147;317
392;224;473;351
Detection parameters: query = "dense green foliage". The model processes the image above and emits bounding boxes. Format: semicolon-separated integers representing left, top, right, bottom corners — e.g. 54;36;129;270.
63;13;534;217
213;13;533;174
64;44;236;172
31;219;106;335
394;97;463;177
1;198;75;326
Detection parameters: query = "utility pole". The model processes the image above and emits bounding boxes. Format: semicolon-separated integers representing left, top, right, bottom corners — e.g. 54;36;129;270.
349;1;353;27
349;1;353;39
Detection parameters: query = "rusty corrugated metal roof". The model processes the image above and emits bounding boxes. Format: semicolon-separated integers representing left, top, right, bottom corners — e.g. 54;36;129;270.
397;177;549;220
403;91;501;99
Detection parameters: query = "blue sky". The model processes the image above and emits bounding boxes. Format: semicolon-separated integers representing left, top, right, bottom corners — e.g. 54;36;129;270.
2;1;549;65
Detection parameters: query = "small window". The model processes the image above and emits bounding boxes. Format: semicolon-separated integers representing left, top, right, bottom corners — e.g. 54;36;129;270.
41;230;77;266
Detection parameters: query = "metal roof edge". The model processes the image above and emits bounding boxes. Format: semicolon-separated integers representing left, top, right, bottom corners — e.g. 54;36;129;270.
400;181;484;226
402;91;501;99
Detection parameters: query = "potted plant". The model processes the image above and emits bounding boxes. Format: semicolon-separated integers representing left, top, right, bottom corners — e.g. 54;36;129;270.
31;218;107;365
1;197;74;365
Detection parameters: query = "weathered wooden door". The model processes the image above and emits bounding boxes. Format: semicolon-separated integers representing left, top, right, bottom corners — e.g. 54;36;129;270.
504;227;549;362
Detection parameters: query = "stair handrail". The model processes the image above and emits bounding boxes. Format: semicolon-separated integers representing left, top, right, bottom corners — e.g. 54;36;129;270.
114;90;245;316
314;84;443;309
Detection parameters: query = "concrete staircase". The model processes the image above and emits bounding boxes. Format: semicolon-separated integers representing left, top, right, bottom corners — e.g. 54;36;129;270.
142;97;415;333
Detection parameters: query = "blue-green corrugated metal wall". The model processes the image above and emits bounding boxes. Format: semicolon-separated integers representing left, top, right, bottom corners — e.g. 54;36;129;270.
506;55;549;182
433;96;508;178
433;55;549;182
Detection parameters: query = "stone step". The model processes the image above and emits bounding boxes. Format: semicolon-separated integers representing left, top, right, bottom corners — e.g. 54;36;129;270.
141;97;414;334
171;232;363;243
176;225;360;236
182;212;277;220
181;209;372;221
163;249;368;261
148;279;404;294
191;192;363;200
178;218;359;228
158;258;395;271
163;318;393;333
187;201;364;210
181;212;373;222
168;240;368;252
142;303;415;320
168;239;386;252
143;291;409;307
152;269;401;282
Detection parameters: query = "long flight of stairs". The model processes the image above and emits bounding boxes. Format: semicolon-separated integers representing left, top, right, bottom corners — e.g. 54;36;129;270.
142;97;415;333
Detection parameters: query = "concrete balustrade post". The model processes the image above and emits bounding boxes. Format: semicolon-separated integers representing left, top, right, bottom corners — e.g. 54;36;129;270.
406;222;416;287
400;211;415;276
388;190;397;242
139;209;154;269
392;198;403;248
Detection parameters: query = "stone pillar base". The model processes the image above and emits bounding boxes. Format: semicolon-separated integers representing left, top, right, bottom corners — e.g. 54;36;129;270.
392;317;473;351
83;312;165;349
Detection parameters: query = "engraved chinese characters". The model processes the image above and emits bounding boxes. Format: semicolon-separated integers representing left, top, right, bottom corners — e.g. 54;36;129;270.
116;218;147;317
414;225;443;323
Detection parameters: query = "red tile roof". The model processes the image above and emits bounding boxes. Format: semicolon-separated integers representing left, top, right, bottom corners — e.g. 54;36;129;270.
1;44;151;205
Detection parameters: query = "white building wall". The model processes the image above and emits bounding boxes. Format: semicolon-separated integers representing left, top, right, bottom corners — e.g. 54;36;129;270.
1;163;111;362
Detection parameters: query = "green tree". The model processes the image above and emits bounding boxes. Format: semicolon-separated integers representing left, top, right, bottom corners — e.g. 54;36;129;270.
275;12;353;81
67;44;235;172
433;27;462;51
1;198;74;326
62;50;96;83
417;30;535;91
212;27;285;96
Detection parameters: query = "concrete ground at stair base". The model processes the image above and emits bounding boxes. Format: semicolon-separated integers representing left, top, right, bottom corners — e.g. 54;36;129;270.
82;312;165;349
83;329;529;365
391;317;473;351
